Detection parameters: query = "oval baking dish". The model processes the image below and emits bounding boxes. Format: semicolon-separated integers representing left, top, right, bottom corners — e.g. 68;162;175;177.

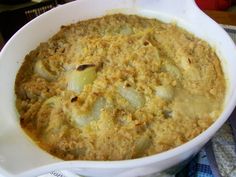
0;0;236;177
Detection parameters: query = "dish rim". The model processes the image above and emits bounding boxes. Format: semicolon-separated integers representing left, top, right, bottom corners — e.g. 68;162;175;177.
0;0;236;176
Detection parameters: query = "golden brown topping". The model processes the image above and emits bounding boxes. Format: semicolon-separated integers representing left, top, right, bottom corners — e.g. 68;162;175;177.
15;14;225;161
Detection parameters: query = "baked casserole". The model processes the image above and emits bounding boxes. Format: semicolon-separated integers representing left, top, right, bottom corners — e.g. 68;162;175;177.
15;14;225;160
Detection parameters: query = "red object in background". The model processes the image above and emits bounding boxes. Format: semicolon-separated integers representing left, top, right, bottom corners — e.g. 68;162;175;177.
195;0;232;10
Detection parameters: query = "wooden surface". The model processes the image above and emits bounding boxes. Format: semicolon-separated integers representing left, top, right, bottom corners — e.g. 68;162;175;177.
204;10;236;26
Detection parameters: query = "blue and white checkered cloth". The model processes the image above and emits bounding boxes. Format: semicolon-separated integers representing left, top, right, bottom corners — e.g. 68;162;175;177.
188;150;213;177
178;107;236;177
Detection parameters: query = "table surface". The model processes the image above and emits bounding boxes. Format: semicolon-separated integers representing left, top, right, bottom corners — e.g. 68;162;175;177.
0;0;53;13
204;10;236;26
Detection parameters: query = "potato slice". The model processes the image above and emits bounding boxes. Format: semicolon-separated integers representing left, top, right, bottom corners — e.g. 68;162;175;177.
119;25;133;35
155;85;174;101
67;65;96;93
92;97;106;118
63;104;92;127
43;96;61;108
65;97;106;127
71;112;93;127
118;85;145;108
37;96;62;131
134;134;152;157
165;64;181;79
34;60;57;81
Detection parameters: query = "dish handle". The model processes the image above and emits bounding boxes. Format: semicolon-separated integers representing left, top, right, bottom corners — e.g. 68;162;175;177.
135;0;201;17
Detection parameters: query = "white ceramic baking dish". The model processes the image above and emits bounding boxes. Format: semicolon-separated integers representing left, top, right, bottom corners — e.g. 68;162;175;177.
0;0;236;177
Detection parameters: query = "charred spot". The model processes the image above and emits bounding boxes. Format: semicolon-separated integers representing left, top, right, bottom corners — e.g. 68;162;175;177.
20;117;27;125
61;48;66;53
143;41;149;46
61;25;67;29
163;110;172;118
188;58;192;64
135;122;142;126
97;62;104;71
92;92;100;97
77;64;95;71
125;83;131;87
71;96;78;102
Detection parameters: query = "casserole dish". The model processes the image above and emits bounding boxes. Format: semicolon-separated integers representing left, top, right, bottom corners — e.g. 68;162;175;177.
0;0;236;176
